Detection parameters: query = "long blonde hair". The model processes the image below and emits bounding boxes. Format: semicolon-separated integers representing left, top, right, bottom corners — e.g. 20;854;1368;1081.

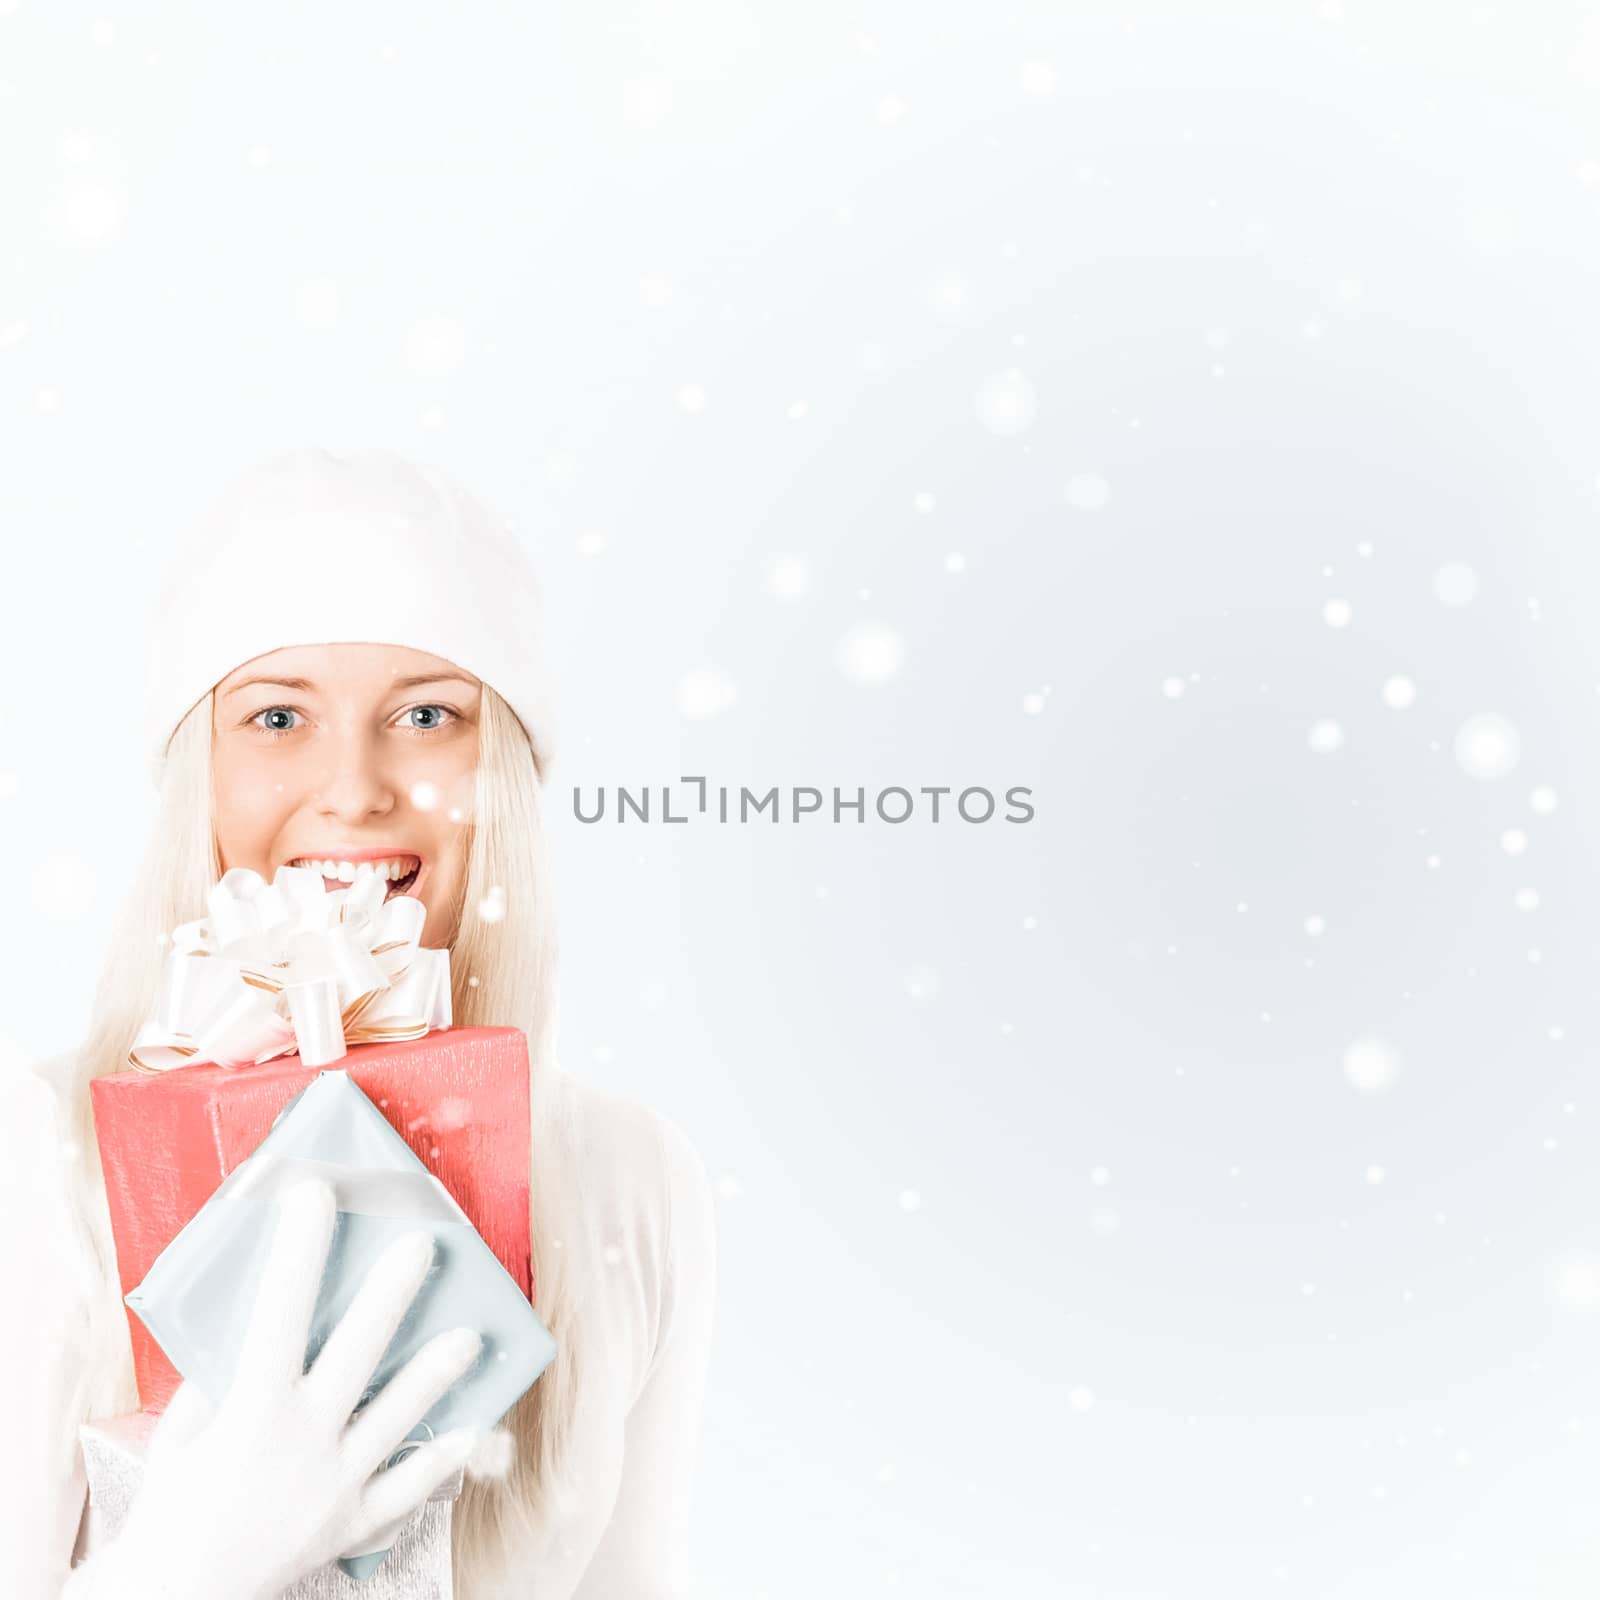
47;682;601;1595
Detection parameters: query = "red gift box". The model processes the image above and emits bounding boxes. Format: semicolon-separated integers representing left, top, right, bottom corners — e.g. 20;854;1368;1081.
90;1025;532;1413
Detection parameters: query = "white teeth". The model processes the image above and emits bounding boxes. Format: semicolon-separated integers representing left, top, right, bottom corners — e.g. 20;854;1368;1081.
286;855;419;883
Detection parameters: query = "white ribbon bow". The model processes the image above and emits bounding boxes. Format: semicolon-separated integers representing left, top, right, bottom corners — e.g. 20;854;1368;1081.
128;864;453;1072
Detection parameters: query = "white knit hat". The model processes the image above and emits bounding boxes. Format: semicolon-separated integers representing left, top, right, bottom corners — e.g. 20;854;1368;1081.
140;445;556;790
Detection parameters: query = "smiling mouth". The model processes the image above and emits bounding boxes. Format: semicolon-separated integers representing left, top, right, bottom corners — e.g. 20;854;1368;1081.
285;856;423;902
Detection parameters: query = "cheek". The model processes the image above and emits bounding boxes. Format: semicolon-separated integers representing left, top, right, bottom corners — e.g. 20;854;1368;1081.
420;751;478;828
429;768;477;890
211;751;293;864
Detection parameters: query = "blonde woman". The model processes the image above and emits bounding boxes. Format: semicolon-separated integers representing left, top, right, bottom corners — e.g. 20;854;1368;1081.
8;448;718;1599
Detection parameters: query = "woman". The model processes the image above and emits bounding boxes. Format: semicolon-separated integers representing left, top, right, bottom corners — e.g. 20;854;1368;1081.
10;447;718;1599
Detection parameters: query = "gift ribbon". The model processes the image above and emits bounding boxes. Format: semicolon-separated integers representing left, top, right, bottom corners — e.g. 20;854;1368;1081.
127;864;453;1073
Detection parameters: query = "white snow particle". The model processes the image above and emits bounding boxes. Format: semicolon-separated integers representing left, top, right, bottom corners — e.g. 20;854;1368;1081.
974;368;1037;435
1064;472;1111;511
433;1097;472;1133
836;621;906;686
1501;828;1529;856
1381;675;1417;709
1453;714;1521;781
1529;784;1559;815
1343;1035;1400;1093
1434;563;1479;607
1548;1251;1600;1308
1323;598;1353;628
675;664;739;719
1308;719;1345;754
766;553;813;602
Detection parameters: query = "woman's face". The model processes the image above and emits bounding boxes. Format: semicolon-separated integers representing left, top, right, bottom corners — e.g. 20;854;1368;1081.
211;642;481;947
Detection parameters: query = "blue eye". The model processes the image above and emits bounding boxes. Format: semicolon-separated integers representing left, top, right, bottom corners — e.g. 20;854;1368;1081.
248;704;459;741
253;707;300;740
403;705;456;733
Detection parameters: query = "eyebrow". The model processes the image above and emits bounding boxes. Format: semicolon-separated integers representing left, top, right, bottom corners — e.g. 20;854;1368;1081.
220;671;480;700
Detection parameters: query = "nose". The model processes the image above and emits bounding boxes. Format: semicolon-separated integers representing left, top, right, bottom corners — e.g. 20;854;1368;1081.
314;730;398;823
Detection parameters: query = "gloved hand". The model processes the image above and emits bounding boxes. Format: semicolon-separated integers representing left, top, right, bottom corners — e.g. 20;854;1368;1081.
80;1177;484;1600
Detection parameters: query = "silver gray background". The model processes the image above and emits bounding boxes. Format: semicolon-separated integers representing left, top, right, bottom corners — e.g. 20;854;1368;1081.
4;2;1600;1594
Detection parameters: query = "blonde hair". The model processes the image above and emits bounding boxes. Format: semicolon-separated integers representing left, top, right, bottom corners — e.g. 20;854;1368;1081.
49;682;602;1595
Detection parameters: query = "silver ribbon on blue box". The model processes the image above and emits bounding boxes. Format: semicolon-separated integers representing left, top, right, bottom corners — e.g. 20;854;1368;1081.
123;1069;558;1584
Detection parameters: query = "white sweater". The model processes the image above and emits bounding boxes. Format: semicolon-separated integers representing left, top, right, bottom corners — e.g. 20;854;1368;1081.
2;1056;718;1600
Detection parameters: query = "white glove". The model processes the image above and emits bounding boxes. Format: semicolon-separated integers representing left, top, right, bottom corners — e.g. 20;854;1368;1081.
75;1178;484;1600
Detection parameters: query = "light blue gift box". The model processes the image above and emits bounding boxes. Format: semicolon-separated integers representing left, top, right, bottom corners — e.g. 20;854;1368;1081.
124;1068;558;1583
